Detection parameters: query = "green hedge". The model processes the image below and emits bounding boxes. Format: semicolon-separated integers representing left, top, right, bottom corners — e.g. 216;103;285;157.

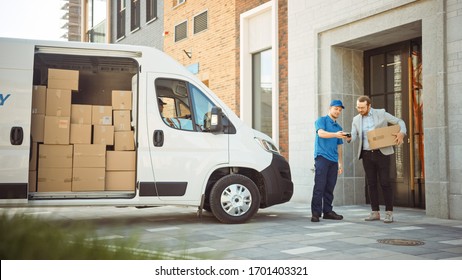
0;213;176;260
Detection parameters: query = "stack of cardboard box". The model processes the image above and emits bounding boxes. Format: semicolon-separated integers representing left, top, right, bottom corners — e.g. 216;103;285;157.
73;144;106;191
106;90;135;191
37;69;76;192
31;69;136;192
30;85;46;191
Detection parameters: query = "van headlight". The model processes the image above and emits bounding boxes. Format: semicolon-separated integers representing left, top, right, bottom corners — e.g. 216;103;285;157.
255;137;279;154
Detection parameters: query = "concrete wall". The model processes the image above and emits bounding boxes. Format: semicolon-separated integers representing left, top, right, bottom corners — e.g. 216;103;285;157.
288;0;462;220
446;0;462;219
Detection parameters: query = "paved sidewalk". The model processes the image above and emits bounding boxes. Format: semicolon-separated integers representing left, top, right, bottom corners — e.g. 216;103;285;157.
2;202;462;260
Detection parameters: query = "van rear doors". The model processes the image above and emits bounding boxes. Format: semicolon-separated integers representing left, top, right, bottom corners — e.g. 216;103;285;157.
0;39;35;200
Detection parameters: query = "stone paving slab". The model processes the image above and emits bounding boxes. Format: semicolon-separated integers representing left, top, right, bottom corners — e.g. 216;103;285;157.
2;202;462;260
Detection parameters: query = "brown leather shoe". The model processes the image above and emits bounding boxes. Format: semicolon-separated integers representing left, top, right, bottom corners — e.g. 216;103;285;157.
311;214;320;222
323;211;343;220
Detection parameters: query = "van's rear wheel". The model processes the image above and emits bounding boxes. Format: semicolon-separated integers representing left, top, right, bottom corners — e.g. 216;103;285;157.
209;174;260;224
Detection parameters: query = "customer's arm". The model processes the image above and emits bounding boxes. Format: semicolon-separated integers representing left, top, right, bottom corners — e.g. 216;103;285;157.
384;111;406;145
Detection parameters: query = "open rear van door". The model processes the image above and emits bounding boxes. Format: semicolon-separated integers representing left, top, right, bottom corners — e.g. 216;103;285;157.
0;39;35;201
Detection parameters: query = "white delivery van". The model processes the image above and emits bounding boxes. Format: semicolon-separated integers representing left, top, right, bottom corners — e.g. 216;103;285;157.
0;37;293;224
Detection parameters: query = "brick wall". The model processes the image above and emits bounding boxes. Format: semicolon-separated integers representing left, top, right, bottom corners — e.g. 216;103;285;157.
277;0;288;158
235;0;289;158
163;0;237;110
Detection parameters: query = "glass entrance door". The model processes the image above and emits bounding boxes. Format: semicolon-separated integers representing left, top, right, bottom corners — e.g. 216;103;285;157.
364;39;424;208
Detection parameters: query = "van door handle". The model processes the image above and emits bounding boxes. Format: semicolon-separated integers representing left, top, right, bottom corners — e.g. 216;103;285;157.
154;130;164;147
10;126;24;145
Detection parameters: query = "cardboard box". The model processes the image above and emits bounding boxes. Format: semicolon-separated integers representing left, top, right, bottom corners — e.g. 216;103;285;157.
29;171;37;192
70;124;92;144
114;131;135;151
73;144;106;168
71;104;92;124
44;116;70;144
112;90;132;110
32;85;47;114
47;68;79;91
38;144;73;168
46;88;72;117
48;68;79;80
72;168;105;191
29;142;38;171
106;151;136;171
367;125;400;150
113;110;131;131
37;167;72;192
31;114;45;142
105;171;135;191
93;125;114;145
92;105;112;125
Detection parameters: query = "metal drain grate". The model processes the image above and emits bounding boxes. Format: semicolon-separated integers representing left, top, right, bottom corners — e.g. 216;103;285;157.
377;239;425;246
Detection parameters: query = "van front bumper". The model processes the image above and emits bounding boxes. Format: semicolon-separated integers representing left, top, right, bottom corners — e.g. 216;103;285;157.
260;153;293;207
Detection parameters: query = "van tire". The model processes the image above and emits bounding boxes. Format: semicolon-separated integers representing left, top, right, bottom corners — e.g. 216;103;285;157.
209;174;260;224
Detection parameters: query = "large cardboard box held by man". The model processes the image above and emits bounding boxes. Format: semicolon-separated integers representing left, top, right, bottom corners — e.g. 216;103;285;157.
367;125;400;150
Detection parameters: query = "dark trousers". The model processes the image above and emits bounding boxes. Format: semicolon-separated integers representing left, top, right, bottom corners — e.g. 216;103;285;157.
311;156;338;215
361;150;393;211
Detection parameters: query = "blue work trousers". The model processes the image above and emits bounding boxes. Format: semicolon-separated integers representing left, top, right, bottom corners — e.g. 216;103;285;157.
311;156;338;216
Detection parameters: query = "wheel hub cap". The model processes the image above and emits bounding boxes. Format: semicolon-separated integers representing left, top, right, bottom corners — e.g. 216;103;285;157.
220;184;252;216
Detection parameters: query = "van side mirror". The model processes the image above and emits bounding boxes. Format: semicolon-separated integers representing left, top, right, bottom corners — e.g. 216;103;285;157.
205;106;223;133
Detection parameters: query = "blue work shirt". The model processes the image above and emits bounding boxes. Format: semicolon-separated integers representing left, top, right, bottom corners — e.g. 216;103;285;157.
314;115;343;162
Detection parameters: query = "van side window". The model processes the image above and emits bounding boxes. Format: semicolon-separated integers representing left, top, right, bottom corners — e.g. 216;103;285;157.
155;78;215;132
189;84;215;132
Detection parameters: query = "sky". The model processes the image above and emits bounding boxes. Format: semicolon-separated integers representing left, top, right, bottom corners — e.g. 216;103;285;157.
0;0;65;40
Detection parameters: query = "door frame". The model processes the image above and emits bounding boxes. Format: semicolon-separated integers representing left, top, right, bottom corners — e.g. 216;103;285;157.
364;40;416;208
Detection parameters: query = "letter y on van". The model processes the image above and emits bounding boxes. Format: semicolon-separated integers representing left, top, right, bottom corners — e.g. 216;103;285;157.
0;93;11;106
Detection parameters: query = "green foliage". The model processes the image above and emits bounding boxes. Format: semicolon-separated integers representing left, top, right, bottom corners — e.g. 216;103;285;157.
0;213;171;260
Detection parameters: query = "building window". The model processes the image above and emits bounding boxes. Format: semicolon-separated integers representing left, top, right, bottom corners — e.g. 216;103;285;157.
130;0;140;31
172;0;185;8
193;11;208;34
252;49;273;137
86;0;107;43
146;0;157;22
117;0;126;39
175;21;188;42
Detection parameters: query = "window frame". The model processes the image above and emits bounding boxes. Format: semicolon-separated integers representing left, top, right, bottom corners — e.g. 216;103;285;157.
130;0;140;32
146;0;157;23
116;0;126;39
174;20;188;42
193;10;208;35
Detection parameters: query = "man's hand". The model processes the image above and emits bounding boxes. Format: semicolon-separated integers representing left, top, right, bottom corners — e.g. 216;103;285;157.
335;131;348;139
393;132;405;145
338;163;343;175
